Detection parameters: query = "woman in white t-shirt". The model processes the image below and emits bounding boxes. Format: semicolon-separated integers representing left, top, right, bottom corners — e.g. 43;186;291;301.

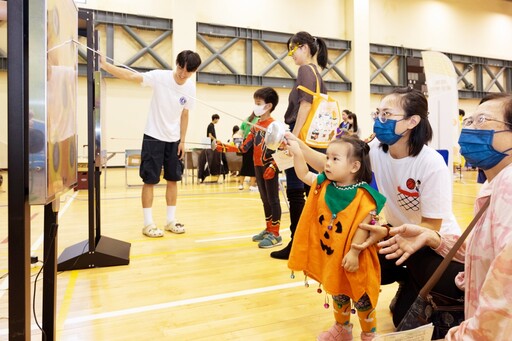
369;87;460;235
367;87;461;325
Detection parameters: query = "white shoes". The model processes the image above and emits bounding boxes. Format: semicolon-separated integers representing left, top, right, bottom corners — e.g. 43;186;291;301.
249;186;258;192
142;224;164;238
164;220;185;234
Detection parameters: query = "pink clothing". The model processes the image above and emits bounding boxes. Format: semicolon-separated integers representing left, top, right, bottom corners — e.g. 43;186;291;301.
434;163;512;340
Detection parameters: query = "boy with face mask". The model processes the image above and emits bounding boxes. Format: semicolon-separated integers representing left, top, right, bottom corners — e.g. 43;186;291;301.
215;87;282;248
242;87;283;248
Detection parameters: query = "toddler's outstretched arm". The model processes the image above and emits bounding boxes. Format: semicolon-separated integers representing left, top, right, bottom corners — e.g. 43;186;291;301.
286;139;316;186
284;132;325;172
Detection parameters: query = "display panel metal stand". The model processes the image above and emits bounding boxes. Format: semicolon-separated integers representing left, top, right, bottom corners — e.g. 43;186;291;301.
7;1;32;338
57;9;131;271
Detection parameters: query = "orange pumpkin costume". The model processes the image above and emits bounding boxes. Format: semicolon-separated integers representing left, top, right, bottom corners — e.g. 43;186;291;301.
288;173;386;308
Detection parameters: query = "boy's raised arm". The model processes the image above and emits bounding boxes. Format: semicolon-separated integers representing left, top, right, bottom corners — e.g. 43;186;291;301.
100;53;143;84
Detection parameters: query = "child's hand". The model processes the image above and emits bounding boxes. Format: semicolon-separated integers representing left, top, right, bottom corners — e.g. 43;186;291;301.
286;139;301;156
341;250;360;272
284;132;297;142
263;164;276;180
215;141;239;153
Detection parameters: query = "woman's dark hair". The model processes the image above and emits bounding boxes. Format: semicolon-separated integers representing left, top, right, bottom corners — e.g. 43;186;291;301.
347;112;358;133
479;93;512;127
381;87;432;157
329;136;372;184
176;50;202;72
287;31;328;69
232;125;240;135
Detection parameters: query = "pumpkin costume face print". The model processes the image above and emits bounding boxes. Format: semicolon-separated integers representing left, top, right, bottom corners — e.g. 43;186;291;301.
287;174;386;307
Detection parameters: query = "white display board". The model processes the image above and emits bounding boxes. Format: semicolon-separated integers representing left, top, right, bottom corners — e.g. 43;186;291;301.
29;0;78;204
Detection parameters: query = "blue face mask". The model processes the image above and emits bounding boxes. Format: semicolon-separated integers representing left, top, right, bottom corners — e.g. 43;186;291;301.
458;128;512;170
373;119;405;145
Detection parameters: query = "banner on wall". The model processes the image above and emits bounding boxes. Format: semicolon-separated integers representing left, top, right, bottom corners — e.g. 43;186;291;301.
421;51;459;168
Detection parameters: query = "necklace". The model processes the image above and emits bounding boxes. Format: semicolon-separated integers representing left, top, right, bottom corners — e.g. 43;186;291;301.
331;181;366;191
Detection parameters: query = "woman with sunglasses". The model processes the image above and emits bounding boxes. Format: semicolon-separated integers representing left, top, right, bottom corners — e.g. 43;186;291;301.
270;31;329;260
359;93;512;340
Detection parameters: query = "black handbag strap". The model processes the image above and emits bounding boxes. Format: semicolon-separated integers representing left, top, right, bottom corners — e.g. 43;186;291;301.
419;196;491;299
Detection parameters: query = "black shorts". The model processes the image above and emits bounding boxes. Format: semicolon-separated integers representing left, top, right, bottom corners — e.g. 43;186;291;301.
139;134;184;184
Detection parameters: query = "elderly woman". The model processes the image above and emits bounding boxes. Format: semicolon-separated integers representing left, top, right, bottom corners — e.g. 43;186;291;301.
361;93;512;339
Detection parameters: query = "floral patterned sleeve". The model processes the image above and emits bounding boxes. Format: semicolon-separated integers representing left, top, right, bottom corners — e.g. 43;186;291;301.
433;234;466;264
445;243;512;340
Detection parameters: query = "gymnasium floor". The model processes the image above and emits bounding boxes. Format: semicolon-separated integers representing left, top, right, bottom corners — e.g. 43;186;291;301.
0;168;481;340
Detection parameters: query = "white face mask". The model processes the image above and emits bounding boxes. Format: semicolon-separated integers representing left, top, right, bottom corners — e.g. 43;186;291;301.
253;104;267;117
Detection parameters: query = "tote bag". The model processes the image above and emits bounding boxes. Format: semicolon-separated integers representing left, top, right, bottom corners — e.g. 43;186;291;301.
297;65;340;148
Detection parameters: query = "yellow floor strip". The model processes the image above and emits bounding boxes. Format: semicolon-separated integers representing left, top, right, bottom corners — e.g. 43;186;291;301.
56;270;78;337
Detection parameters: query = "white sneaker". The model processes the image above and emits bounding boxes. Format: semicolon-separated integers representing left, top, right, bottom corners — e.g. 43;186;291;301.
142;224;164;238
238;184;244;190
249;186;258;192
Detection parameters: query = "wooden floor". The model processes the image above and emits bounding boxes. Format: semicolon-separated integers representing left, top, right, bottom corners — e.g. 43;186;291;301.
0;168;481;340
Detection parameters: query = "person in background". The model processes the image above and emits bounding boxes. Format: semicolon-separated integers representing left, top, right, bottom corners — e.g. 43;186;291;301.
100;50;201;237
373;93;512;340
458;109;467;171
207;113;229;180
336;109;353;138
226;125;244;177
347;112;359;137
207;114;220;141
339;109;351;130
271;30;330;260
230;125;243;147
238;114;259;191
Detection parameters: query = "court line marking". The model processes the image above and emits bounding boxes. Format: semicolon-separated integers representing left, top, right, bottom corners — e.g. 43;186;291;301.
56;270;79;338
63;280;316;326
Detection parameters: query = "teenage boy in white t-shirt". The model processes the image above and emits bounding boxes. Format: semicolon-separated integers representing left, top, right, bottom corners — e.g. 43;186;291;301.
101;50;201;238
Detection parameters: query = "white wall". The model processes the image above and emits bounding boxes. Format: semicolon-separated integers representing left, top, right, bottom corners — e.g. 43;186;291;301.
1;0;511;167
367;0;512;132
370;0;512;60
80;0;346;38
